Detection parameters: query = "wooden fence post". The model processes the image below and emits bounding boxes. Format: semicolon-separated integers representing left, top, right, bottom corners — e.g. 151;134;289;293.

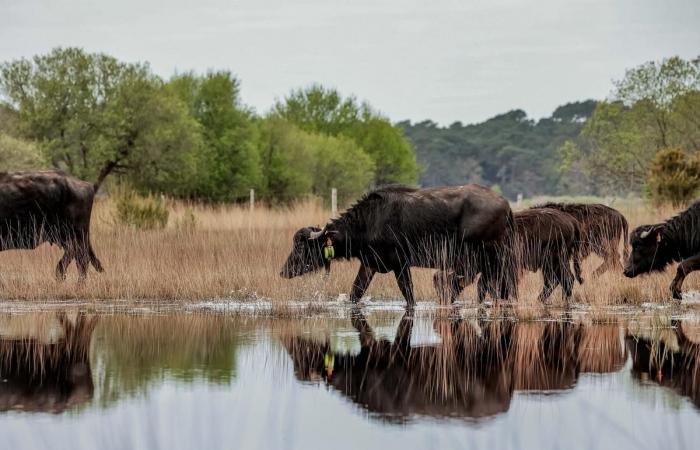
331;188;338;217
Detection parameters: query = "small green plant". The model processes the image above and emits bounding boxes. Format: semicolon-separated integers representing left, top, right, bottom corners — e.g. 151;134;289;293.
116;191;169;230
647;148;700;206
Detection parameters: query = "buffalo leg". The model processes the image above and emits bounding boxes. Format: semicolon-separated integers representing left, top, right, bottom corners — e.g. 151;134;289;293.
538;264;558;302
55;249;73;281
593;242;622;277
394;266;415;308
560;260;575;301
670;254;700;300
89;244;104;273
76;249;90;282
573;253;584;284
350;265;376;302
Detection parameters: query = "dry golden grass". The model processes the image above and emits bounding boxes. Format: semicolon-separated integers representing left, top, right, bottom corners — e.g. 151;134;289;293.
0;196;697;304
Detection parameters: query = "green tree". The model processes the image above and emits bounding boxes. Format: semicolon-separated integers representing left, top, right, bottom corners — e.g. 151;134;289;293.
257;118;315;203
275;85;418;187
648;148;700;206
168;72;261;201
0;133;46;170
566;56;700;194
257;117;374;205
0;47;201;191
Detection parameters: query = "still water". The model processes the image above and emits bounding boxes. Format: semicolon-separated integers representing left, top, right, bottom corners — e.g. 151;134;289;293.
0;306;698;450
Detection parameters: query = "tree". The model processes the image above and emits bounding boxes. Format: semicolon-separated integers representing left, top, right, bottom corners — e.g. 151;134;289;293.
275;85;418;187
257;118;315;203
400;103;596;198
0;133;46;170
561;56;700;195
257;117;375;205
647;148;700;206
0;47;201;190
168;72;261;201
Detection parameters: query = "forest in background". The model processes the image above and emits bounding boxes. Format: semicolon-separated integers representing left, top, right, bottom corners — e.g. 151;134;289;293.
1;49;698;205
399;100;597;199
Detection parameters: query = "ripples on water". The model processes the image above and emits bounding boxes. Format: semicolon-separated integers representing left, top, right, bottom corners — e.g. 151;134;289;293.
0;308;698;450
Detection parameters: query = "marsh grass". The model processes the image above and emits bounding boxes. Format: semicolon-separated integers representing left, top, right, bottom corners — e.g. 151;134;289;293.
0;197;696;304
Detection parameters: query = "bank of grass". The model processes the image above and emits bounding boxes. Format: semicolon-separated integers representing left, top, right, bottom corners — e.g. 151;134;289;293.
0;196;696;304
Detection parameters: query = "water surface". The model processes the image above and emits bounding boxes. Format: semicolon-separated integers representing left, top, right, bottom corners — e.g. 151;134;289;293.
0;307;698;450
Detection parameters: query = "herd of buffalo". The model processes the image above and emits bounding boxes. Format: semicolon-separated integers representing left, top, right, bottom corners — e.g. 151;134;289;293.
1;170;700;305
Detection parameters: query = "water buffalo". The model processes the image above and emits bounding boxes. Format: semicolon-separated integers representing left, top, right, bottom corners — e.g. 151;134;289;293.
0;171;104;280
280;185;518;307
537;202;628;276
434;207;583;303
624;200;700;300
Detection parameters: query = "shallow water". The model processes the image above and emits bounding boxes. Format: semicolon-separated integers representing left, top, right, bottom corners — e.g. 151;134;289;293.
0;307;698;450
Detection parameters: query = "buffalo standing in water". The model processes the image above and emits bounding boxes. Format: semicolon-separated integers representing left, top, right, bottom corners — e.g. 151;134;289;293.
280;185;518;307
624;200;700;300
537;202;629;276
0;171;104;280
434;207;583;303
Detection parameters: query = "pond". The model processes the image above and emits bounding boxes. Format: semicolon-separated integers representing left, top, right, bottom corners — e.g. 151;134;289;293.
0;306;698;450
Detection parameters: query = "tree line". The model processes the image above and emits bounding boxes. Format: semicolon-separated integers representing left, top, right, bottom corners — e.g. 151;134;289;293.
1;48;698;205
0;48;418;205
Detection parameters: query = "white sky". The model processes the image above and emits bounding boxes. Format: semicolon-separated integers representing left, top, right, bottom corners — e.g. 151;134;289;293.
1;0;698;125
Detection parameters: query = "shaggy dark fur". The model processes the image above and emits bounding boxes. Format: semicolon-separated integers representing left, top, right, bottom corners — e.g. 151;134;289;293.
624;200;700;299
0;171;104;280
536;202;628;276
280;184;518;307
434;207;583;303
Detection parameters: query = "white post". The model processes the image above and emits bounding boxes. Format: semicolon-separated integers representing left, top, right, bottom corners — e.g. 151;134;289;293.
516;193;523;209
249;189;255;212
331;188;338;217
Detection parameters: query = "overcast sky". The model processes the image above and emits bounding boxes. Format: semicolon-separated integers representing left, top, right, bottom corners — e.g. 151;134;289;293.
1;0;698;125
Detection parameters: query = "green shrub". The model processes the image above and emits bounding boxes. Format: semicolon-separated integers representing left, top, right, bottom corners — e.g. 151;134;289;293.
116;191;169;230
647;148;700;206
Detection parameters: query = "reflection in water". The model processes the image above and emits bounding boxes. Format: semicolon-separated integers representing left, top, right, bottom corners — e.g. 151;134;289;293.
0;313;96;413
283;311;633;421
0;309;697;450
91;315;242;407
627;321;700;408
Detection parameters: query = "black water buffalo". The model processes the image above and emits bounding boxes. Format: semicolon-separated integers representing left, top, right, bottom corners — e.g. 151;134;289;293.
537;202;628;276
0;171;103;280
624;200;700;300
435;207;583;302
280;185;518;307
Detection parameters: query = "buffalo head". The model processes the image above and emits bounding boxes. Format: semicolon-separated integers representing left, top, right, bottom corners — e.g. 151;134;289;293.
623;224;672;277
280;226;334;278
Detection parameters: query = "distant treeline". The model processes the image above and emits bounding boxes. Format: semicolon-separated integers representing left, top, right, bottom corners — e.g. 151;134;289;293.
399;100;597;199
403;56;700;203
1;49;698;204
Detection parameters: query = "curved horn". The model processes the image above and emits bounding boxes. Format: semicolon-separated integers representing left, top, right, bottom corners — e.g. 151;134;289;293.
640;230;650;239
309;226;326;240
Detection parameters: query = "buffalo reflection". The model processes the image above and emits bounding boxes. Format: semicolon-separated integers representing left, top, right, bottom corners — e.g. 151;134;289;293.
0;313;97;413
283;311;628;421
627;321;700;408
